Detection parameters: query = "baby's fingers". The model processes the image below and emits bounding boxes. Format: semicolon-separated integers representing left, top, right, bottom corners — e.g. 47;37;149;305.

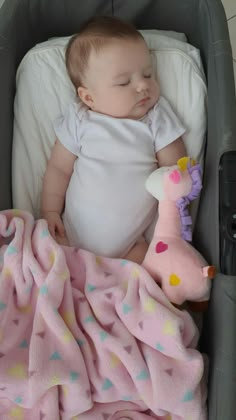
56;234;70;246
55;219;65;237
48;223;57;240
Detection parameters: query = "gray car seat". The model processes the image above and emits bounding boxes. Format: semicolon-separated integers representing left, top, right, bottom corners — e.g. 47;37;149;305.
0;1;236;418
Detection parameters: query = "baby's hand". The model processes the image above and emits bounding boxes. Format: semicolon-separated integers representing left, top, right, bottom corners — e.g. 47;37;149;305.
42;211;68;244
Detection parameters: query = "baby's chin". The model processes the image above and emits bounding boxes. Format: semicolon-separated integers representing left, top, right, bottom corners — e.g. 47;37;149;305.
119;108;151;120
129;99;157;119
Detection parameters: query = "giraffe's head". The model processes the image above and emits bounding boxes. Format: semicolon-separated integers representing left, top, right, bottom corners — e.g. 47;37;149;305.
146;157;202;202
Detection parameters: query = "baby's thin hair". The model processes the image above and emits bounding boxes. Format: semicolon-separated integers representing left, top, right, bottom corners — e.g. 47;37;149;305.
65;16;144;90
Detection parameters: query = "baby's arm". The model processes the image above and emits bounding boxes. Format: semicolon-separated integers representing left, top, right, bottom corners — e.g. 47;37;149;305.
125;138;186;264
41;139;77;243
156;137;186;167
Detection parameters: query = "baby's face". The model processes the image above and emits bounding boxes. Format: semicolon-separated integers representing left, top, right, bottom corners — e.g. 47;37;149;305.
79;39;160;119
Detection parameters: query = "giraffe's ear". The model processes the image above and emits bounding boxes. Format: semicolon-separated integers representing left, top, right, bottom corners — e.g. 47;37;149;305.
145;166;167;201
169;169;181;184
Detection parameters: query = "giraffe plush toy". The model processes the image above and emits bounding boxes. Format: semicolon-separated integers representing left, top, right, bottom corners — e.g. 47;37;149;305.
142;157;215;311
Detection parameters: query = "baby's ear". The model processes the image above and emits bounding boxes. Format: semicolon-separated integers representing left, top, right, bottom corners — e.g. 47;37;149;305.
77;86;94;107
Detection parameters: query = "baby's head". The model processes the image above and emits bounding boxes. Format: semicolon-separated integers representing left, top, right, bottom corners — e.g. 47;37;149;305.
66;16;160;119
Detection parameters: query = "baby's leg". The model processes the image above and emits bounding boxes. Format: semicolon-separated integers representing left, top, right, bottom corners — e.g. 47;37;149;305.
124;237;148;264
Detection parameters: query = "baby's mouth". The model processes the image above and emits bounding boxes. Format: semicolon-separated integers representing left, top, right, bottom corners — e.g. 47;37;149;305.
137;97;150;105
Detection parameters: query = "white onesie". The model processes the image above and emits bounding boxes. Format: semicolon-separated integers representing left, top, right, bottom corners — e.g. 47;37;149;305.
53;96;185;257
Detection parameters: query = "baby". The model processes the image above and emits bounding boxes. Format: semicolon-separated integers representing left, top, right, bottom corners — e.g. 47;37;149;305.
41;16;186;263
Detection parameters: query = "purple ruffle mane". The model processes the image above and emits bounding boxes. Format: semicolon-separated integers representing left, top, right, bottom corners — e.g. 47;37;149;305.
176;162;202;241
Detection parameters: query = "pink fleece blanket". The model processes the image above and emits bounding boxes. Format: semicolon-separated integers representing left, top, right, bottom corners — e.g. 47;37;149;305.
0;210;207;420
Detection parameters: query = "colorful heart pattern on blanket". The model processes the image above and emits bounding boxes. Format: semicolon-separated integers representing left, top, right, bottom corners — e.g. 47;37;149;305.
0;210;207;420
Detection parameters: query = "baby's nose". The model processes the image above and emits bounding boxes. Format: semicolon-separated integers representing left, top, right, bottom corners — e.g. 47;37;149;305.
136;78;149;93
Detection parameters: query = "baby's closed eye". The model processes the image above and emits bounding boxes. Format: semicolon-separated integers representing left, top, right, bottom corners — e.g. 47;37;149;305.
117;74;152;87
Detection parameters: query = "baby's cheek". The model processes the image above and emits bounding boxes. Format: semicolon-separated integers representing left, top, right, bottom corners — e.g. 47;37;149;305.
152;81;160;100
105;93;131;117
114;94;130;111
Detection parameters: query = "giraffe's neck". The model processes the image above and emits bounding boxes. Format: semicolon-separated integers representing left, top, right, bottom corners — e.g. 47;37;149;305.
154;200;182;238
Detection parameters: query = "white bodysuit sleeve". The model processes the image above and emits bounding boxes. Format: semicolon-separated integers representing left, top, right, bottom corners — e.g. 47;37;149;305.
53;102;85;156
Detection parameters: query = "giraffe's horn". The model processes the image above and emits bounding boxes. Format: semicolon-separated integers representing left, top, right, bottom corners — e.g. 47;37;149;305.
177;156;190;171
